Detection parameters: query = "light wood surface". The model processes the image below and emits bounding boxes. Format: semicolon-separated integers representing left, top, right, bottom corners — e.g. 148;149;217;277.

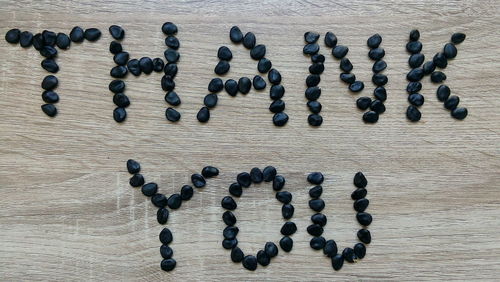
0;0;499;281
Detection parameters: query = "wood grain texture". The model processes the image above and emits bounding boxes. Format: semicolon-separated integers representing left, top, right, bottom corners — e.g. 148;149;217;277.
0;0;499;281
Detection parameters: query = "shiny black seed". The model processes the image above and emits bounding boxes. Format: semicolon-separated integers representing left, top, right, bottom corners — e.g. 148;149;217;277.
409;53;425;68
164;48;180;63
433;52;448;68
280;221;297;235
225;79;238;96
111;65;128;78
309;199;325;212
309;63;325;74
242;255;257;271
304;31;320;43
223;211;237;226
162;22;177;35
332;45;348;58
354;198;369;212
164;63;178;77
407;68;424;82
42;91;59;103
161;75;175;91
406;82;422;94
323;240;338;257
214;60;230;75
127;59;141;76
307;172;324;185
139;57;153;74
109;25;124;40
113;52;129;66
109;80;125;93
374;87;387;101
159;228;173;244
451;32;466;44
160;245;173;259
126;159;140;174
69;26;84;42
221;196;237;210
237;172;252;187
306;74;321;87
269;99;285;113
368;48;385;60
367;34;382;48
191;173;206;188
443;43;457;59
409;29;420;41
160;259;176;272
357;229;371;244
370;99;386;114
310;236;326;250
223;226;239;239
268;69;282;85
207;78;223;93
444;95;460;110
41;31;56;45
201;166;219;178
109;41;122;54
253;75;267;90
311;213;327;226
222;238;237;249
340;73;356;84
41;59;59;73
351;188;367;200
356;212;373;226
276;191;292;204
356;97;372;110
197;107;210;123
431;71;447;83
339;58;352;72
19;31;33;47
406;41;422;54
165;36;179;49
152;58;164;72
342;247;357;263
263;166;277;182
270;85;285;100
40;46;58;58
324;32;337;48
372;74;388;86
258;58;272;73
41;75;58;91
165;108;181;122
229;26;243;43
408;93;424;106
451;107;468;120
354;243;366;259
5;29;20;43
84;28;101;41
113;93;130;108
309;185;323;199
406;105;421;122
332;254;344;270
305;87;321;101
282;204;294;219
217;46;232;61
349;81;365;92
280;236;293;252
243;32;256;49
238;77;252;94
180;185;194;201
32;33;43;50
164;91;181;106
250;44;266;60
372;60;387;73
229;182;242;197
307;101;322;114
41;104;57;117
264;242;279;258
56;33;70;49
307;224;323;236
129;173;144;187
257;250;270;266
353;172;367;188
204;93;218;108
157;208;169;224
311;54;325;63
363;111;379;123
303;43;319;55
272;175;285;191
231;247;244;262
422;61;436;75
113;107;127;122
250;167;263;183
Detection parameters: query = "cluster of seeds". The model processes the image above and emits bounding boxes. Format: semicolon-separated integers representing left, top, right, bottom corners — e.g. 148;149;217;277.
126;159;219;271
5;27;101;117
405;30;468;121
162;22;182;122
307;172;372;271
220;166;296;271
302;31;325;126
196;26;288;126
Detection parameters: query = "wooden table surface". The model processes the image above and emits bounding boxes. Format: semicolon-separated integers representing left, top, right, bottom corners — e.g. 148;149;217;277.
0;0;499;281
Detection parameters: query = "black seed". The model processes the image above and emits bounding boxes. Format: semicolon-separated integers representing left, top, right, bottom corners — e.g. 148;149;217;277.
263;166;277;182
238;77;252;94
356;97;372;110
451;32;466;44
372;60;387;73
129;173;144;187
307;101;322;114
191;173;206;188
111;65;128;78
268;69;282;85
305;87;321;101
164;63;178;77
406;41;422;54
204;94;218;108
42;91;59;103
264;242;279;258
42;31;57;45
127;59;141;75
217;46;233;61
272;175;285;191
324;31;337;48
307;172;324;185
223;226;239;239
451;107;468;120
349;81;365;92
207;78;224;93
197;107;210;123
409;53;425;68
354;198;369;212
370;99;386;114
242;32;256;49
84;28;101;41
367;34;382;48
109;41;122;54
109;80;125;93
311;54;325;63
152;193;168;208
229;26;243;43
165;108;181;122
164;91;181;106
41;59;59;73
159;228;173;244
161;75;175;91
444;95;460;110
433;52;448;68
340;73;356;84
225;79;238;96
164;48;180;63
311;213;327;226
305;75;320;88
310;236;326;250
423;61;436;75
332;45;348;58
157;208;169;224
221;196;237;210
202;166;219;178
41;75;58;91
180;185;194;201
162;22;178;35
253;75;267;90
303;43;320;55
280;221;297;235
139;57;153;74
223;211;237;226
109;25;124;40
256;250;270;266
323;240;338;257
242;255;257;271
113;107;127;122
304;31;320;43
282;204;294;219
353;172;367;188
276;191;292;204
372;74;388;86
258;58;272;73
431;71;447;83
339;58;352;72
231;247;244;262
368;48;385;60
113;52;129;66
229;182;242;197
250;44;266;60
250;167;263;183
357;229;371;244
126;159;140;174
351;188;367;200
407;68;424;82
309;185;323;199
222;238;238;249
354;243;366;259
214;60;230;75
41;104;57;117
331;254;344;271
237;172;251;188
307;224;324;236
165;36;179;49
270;85;285;100
32;33;43;50
5;29;20;44
406;81;422;94
309;199;325;212
408;93;425;106
342;247;357;263
374;87;387;102
308;62;324;75
160;245;173;259
409;29;420;41
69;26;84;42
152;58;165;72
277;237;293;254
406;105;421;122
19;31;33;47
113;93;130;108
40;46;58;58
363;111;379;123
356;212;373;226
161;259;176;272
56;33;70;49
269;100;285;113
443;43;457;59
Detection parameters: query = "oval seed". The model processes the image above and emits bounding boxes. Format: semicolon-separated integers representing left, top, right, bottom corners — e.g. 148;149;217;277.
305;87;321;101
258;58;272;73
309;199;325;212
222;211;237;226
409;29;420;41
268;69;282;85
253;75;267;90
409;53;425;68
165;91;181;106
433;52;448;68
323;240;338;257
354;243;366;259
159;228;173;244
270;85;285;100
109;41;122;54
109;25;124;40
229;182;242;197
152;58;164;72
406;81;422;94
269;100;285;113
180;185;194;201
422;61;436;75
339;58;352;72
32;33;43;50
407;68;424;82
191;173;206;188
307;224;324;236
353;172;367;188
406;105;421;122
41;104;57;117
342;247;357;263
272;175;285;191
356;212;373;226
111;66;128;78
69;26;84;42
243;32;256;49
324;32;337;47
127;58;142;74
56;33;70;49
265;242;279;258
354;198;369;212
223;226;239;239
307;74;321;87
307;101;322;114
436;85;451;102
363;111;379;123
451;32;466;44
250;167;263;183
231;247;244;262
303;43;320;55
357;229;371;244
164;63;178;77
242;255;257;271
443;43;457;59
204;93;218;108
165;108;181;122
19;31;33;47
225;79;238;96
197;107;210;123
229;26;243;43
165;36;179;49
161;75;175;91
282;204;294;219
307;172;324;185
250;44;266;60
279;236;293;252
152;193;168;208
114;52;129;66
276;191;292;204
332;45;348;58
5;28;20;43
444;95;460;110
42;91;59;103
139;57;153;74
129;173;144;187
451;107;468;120
304;31;320;43
331;254;344;271
238;77;252;94
157;208;169;224
109;80;125;93
406;41;422;54
217;46;232;61
256;250;270;266
310;236;326;250
408;93;424;106
349;81;365;92
311;213;327;226
356;97;371;110
368;48;385;60
40;46;58;58
208;78;223;93
221;196;237;210
222;238;238;249
263;166;277;182
41;75;58;90
41;59;59;73
351;188;367;200
370;99;386;114
164;48;180;63
160;245;173;259
431;71;447;83
374;87;387;101
41;30;56;46
340;73;356;84
126;159;140;174
367;34;382;48
160;259;176;272
312;54;325;63
142;182;158;197
237;172;251;187
214;60;230;75
280;221;297;235
162;22;177;35
113;107;127;122
309;186;323;199
202;166;219;178
83;28;101;41
372;60;387;73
